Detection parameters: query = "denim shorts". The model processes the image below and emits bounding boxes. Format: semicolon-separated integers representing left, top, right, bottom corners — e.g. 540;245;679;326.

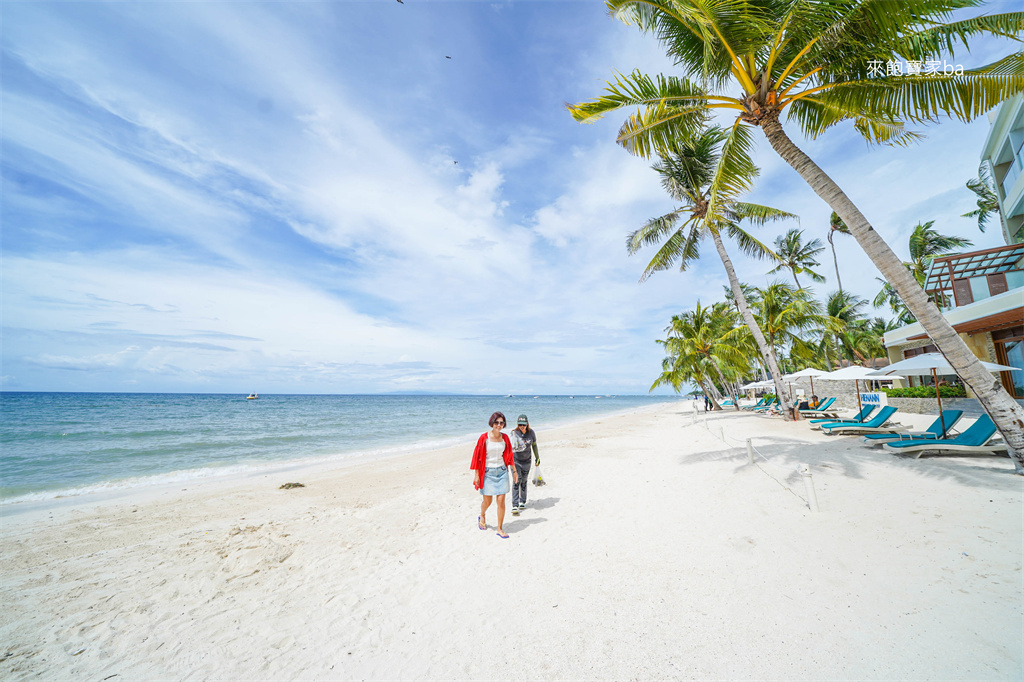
480;466;510;496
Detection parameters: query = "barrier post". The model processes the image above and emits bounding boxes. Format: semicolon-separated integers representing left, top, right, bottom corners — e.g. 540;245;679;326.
797;463;819;513
746;439;754;465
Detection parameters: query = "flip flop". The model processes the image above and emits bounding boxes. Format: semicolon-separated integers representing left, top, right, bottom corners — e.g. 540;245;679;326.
496;530;509;539
477;516;486;531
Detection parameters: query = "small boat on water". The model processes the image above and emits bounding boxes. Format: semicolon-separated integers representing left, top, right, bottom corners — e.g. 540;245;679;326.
246;392;259;400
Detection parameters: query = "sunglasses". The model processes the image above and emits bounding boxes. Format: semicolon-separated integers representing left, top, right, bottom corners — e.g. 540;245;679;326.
494;421;505;426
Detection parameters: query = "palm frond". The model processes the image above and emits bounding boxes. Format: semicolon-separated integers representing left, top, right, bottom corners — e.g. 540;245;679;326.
730;202;800;226
568;70;716;124
706;122;759;211
722;222;778;261
627;211;684;255
807;72;1024;128
899;12;1024;58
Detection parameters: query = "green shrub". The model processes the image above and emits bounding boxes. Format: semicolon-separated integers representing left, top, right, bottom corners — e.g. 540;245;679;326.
882;385;967;398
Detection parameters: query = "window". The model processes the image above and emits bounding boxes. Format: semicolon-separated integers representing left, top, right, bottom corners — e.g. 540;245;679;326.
993;326;1024;398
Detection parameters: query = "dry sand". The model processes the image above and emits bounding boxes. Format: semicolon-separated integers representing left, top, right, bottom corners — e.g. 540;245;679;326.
1;402;1021;680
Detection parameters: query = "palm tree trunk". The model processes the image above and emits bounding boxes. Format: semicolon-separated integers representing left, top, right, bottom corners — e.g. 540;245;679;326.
701;369;725;407
828;232;843;293
698;378;723;410
793;270;801;289
709;359;742;411
760;114;1024;470
709;228;792;417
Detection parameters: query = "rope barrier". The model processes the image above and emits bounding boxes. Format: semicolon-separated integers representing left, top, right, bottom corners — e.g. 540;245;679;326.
691;411;813;508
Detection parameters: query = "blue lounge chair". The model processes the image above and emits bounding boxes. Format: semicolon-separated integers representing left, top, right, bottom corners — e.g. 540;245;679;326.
752;399;779;413
883;414;1006;458
861;410;964;446
742;397;769;411
809;404;875;425
799;397;836;417
820;406;899;435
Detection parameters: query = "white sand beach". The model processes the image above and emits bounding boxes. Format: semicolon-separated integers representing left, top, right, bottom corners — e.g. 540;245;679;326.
1;402;1021;680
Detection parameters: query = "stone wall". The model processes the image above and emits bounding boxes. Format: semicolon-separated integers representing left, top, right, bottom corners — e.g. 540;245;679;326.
884;396;1024;417
884;397;985;417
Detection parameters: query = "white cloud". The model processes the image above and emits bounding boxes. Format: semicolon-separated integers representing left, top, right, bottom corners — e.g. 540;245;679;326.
2;1;1015;395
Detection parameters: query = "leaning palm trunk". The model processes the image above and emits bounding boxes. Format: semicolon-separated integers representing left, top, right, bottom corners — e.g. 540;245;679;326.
709;228;792;416
761;115;1024;469
709;359;741;411
697;378;722;410
828;233;843;293
708;381;725;410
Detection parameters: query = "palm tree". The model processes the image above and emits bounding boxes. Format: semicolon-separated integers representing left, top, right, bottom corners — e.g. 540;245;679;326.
768;228;826;289
650;353;704;400
568;0;1024;468
907;221;973;283
662;302;752;410
749;282;837;371
826;290;871;363
827;212;851;292
874;221;973;309
963;163;1001;233
627;125;799;411
872;278;916;327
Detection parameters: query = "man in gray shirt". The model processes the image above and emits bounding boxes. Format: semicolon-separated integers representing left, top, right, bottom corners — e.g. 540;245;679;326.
510;414;539;514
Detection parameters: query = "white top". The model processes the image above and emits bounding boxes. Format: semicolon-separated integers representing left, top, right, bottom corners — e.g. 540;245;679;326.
485;436;505;469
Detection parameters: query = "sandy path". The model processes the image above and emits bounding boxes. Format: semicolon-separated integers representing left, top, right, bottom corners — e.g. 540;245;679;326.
1;403;1021;679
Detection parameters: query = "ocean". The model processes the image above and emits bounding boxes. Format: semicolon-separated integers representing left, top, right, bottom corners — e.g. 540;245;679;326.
0;392;676;503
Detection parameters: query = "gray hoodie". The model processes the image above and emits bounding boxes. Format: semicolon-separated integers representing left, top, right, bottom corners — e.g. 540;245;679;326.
510;427;539;463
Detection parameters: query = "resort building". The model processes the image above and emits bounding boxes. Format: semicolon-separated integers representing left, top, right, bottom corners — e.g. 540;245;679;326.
882;243;1024;399
882;96;1024;400
980;91;1024;245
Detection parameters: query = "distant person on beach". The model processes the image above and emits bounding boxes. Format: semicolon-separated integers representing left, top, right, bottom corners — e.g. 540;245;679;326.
470;411;518;539
509;414;539;516
703;394;711;412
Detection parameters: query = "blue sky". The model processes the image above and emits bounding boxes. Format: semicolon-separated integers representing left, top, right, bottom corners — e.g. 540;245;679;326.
1;1;1019;395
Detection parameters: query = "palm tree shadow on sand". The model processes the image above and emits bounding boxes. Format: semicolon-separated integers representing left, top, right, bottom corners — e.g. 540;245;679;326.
676;433;1017;490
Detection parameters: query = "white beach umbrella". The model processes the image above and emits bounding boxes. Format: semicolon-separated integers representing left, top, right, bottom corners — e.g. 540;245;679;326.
866;353;1020;435
865;353;1018;378
782;367;828;396
820;365;888;415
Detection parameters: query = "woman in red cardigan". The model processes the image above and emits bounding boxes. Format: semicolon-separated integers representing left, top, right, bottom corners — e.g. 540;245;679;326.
470;411;519;539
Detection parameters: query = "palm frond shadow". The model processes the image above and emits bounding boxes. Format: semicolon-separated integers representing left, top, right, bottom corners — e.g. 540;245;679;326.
677;432;1016;489
677;438;866;481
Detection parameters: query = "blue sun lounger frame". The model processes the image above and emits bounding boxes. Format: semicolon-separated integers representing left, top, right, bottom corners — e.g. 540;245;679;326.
819;406;899;435
799;397;836;417
809;404;875;425
882;414;1007;458
742;397;769;411
861;410;964;446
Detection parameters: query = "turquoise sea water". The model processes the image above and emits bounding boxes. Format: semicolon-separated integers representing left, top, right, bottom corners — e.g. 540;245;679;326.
0;393;674;503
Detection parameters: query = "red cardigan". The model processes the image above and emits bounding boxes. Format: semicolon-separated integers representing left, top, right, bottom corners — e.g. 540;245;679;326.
470;432;513;490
